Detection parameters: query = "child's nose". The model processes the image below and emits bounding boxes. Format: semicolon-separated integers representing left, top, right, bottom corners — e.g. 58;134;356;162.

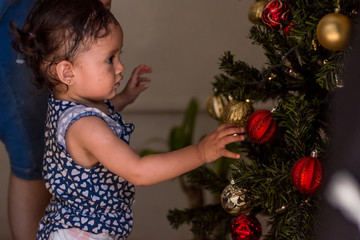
116;59;125;75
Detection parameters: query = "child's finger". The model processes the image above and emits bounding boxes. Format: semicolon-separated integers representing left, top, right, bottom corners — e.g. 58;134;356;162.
220;149;240;159
136;83;149;92
138;77;151;83
220;134;245;145
216;123;239;131
137;64;152;74
131;64;151;77
217;126;245;139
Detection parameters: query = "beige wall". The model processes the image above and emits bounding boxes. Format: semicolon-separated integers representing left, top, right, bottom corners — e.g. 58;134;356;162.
113;0;265;111
0;0;265;239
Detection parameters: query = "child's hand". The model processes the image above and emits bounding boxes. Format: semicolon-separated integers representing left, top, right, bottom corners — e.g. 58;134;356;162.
121;64;152;104
111;64;152;111
196;123;245;163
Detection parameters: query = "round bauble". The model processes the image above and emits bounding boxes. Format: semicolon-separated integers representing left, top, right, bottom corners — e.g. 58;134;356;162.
221;183;252;216
221;100;254;127
262;0;292;31
246;110;278;144
291;152;322;195
206;93;228;120
248;0;266;24
230;215;262;240
283;22;294;35
316;13;352;51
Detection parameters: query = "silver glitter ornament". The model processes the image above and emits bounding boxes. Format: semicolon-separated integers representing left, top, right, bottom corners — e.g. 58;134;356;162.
221;180;252;216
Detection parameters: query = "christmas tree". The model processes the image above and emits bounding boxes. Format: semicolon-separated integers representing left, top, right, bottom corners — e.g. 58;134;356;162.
166;0;360;239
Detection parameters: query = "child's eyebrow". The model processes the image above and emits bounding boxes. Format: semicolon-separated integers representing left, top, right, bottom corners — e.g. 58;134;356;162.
109;44;122;54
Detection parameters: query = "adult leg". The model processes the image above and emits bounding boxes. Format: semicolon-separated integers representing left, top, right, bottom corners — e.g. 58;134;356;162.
0;68;49;239
8;174;50;240
0;1;49;239
1;17;49;240
0;73;49;239
1;74;50;239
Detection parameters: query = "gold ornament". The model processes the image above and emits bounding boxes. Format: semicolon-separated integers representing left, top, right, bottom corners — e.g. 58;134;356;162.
312;39;317;51
316;13;352;51
248;0;266;24
268;73;276;81
221;100;254;127
221;181;252;216
206;93;228;120
284;59;291;68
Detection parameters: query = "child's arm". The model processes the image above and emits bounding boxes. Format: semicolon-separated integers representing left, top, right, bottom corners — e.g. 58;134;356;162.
65;116;244;186
110;64;152;112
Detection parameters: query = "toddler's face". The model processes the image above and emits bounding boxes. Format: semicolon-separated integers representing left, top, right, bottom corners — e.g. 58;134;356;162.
70;24;124;102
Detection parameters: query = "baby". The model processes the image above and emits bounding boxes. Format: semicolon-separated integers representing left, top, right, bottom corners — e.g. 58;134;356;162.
11;0;245;239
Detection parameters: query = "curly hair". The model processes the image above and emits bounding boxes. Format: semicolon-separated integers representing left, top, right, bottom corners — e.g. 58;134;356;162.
11;0;119;91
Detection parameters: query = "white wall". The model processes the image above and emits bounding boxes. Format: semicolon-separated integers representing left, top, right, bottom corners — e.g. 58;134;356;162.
0;0;265;239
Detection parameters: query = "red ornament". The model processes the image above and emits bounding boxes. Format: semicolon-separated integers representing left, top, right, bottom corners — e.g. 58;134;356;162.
283;22;294;35
262;0;292;31
246;110;278;144
291;151;322;195
230;215;262;240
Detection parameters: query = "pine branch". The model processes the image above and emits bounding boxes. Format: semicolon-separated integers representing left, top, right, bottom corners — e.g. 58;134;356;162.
167;204;232;240
166;1;360;239
231;158;320;239
212;51;267;101
185;166;229;194
273;95;325;160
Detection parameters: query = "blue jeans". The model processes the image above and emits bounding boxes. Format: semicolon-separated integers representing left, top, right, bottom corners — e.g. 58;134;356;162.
0;0;47;180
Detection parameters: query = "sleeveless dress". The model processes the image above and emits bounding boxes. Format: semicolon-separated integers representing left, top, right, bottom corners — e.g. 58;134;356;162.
37;95;135;240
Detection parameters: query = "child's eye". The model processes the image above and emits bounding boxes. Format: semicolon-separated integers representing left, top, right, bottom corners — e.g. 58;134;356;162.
106;56;114;64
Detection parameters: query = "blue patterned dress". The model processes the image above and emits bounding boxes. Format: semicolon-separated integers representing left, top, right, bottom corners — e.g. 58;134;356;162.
37;95;135;239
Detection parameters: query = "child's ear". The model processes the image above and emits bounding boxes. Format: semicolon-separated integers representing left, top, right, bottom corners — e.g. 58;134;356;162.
56;60;75;85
